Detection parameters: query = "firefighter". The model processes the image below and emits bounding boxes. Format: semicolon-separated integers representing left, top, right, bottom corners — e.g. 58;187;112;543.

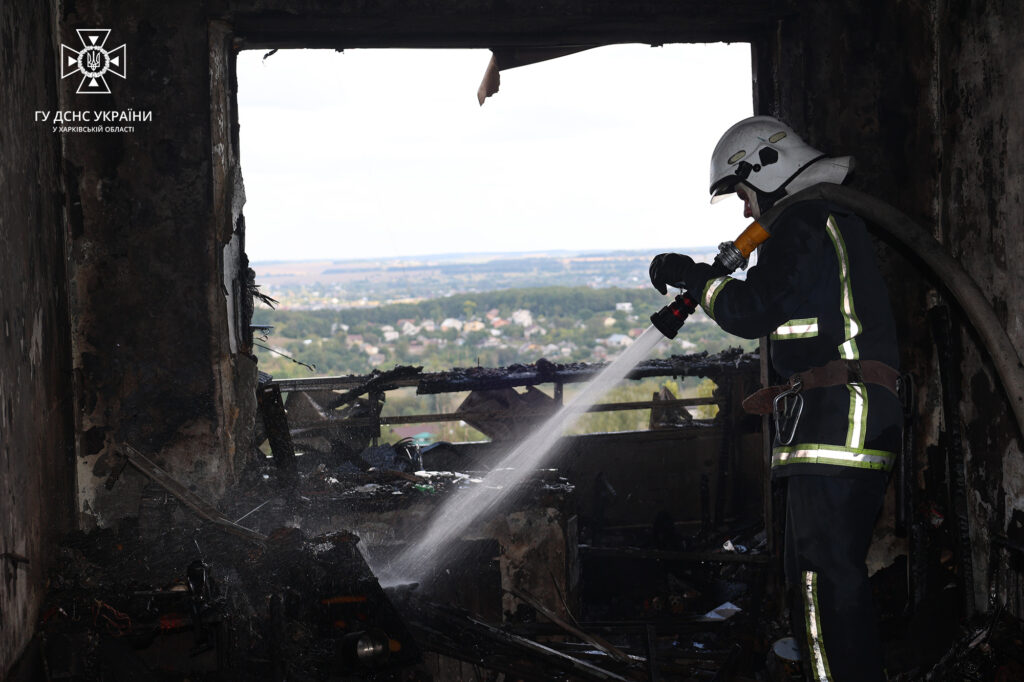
649;116;901;681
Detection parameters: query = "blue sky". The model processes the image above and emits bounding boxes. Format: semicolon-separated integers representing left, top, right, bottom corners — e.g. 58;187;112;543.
237;44;752;262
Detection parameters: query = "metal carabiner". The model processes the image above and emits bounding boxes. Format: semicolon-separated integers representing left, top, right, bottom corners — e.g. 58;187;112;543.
773;378;805;446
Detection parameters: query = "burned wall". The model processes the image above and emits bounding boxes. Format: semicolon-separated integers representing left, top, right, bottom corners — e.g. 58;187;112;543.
770;0;1024;614
0;0;76;672
58;3;257;526
935;0;1024;613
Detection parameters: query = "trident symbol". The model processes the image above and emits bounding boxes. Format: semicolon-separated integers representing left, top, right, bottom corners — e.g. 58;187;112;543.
86;50;102;71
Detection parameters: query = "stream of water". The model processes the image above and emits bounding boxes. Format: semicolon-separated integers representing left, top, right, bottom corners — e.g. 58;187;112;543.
376;324;666;585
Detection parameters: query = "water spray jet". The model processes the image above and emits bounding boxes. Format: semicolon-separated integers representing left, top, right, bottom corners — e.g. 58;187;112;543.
378;219;775;587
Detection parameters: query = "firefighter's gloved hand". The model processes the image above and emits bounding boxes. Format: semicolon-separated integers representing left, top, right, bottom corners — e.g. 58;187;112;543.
649;253;698;295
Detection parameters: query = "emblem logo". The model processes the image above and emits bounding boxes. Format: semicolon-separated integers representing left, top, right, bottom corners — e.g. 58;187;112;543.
61;29;126;95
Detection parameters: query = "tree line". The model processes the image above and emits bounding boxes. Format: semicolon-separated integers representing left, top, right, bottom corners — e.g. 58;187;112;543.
253;285;671;337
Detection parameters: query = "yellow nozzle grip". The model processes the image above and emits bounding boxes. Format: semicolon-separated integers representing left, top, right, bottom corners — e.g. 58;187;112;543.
733;220;771;259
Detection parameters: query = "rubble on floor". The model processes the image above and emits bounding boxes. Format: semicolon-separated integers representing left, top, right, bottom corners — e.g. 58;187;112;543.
36;521;423;681
33;446;1023;681
28;342;1015;680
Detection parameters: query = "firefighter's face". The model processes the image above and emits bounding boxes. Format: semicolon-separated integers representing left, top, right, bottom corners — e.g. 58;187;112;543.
735;184;758;219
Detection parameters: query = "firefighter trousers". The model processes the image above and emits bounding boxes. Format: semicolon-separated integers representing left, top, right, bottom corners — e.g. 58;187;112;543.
784;474;889;681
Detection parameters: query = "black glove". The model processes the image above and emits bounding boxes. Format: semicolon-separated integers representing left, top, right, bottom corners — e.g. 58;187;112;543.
649;253;697;295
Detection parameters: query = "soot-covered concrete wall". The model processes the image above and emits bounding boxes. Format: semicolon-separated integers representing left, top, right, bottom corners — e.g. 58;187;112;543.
770;0;1024;614
936;1;1024;613
58;3;257;526
0;0;75;671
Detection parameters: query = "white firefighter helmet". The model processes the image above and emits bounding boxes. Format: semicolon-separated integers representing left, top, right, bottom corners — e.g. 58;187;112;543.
709;115;853;205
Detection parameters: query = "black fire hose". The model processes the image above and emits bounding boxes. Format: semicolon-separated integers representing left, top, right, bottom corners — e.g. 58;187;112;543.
758;183;1024;441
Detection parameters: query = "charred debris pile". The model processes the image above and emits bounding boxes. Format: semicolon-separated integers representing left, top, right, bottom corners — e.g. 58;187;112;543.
29;349;840;680
37;523;421;681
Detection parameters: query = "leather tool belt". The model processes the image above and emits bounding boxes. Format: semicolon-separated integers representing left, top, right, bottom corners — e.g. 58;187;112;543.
742;359;900;415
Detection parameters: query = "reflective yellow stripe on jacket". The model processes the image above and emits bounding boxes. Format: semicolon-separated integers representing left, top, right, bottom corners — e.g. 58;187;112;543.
700;276;733;319
772;443;894;471
771;317;819;340
825;215;862;360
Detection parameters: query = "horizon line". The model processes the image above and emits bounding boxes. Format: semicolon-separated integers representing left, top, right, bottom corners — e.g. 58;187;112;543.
250;245;720;266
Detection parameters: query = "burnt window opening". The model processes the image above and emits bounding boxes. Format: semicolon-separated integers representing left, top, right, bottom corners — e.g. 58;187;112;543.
234;44;753;449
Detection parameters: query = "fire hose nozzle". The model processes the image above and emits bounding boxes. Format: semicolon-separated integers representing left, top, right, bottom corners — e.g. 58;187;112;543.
650;293;697;340
651;219;771;341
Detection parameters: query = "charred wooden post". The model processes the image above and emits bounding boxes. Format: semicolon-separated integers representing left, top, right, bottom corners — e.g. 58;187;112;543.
257;381;298;480
930;304;976;618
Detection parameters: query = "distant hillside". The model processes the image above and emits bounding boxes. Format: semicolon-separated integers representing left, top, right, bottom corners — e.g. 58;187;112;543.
252;248;719;310
251;284;753;380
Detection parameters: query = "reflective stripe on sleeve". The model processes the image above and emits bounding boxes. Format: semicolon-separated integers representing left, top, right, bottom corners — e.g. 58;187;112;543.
803;571;833;681
846;382;868;449
770;317;819;340
700;276;733;319
825;215;862;359
772;443;895;470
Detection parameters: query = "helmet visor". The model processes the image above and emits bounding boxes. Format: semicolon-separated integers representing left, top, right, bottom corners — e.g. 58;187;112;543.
710;160;756;203
710;175;739;203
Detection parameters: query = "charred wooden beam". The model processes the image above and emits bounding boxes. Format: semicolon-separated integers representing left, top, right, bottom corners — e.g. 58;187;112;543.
273;348;757;396
229;0;787;49
391;592;632;681
121;445;268;545
507;586;631;664
325;364;423;409
274;374;420;393
416;348;757;395
288;398;716;431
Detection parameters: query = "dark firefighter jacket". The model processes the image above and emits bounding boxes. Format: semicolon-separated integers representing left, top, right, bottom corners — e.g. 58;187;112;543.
691;198;902;478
